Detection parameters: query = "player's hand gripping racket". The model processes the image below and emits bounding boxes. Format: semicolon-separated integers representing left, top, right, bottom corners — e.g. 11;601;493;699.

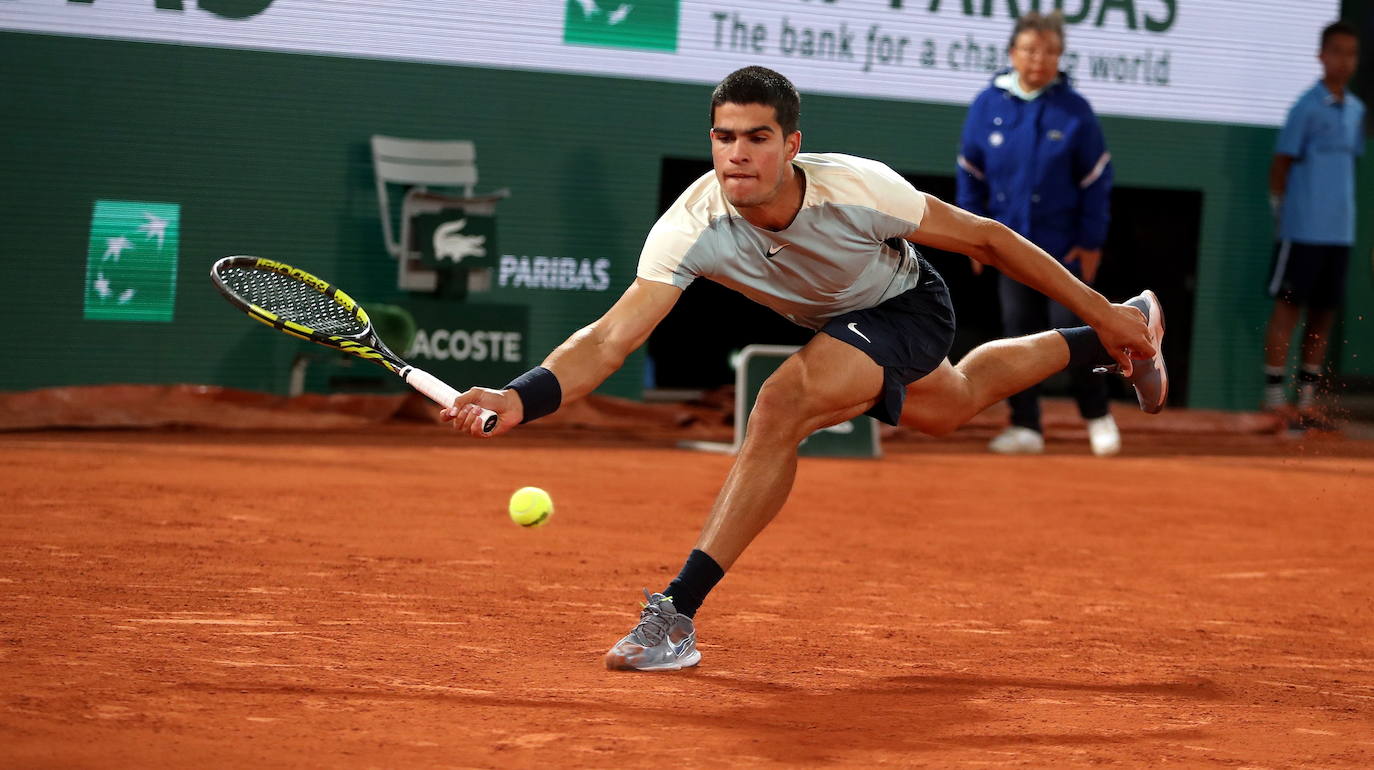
210;255;498;434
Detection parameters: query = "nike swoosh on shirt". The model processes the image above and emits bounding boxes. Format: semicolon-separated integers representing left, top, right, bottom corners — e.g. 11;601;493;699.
767;243;790;257
847;322;871;343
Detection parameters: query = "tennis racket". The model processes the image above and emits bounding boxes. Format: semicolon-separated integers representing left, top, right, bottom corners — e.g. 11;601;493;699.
210;255;498;434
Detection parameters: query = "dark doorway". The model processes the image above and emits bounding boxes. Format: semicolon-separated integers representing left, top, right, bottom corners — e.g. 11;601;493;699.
646;157;1200;406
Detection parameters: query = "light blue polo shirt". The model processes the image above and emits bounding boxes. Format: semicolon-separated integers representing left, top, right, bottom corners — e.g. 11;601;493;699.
1277;81;1366;245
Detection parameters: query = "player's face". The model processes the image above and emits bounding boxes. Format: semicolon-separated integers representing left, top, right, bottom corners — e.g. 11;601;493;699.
710;102;801;210
1009;30;1063;92
1320;33;1359;88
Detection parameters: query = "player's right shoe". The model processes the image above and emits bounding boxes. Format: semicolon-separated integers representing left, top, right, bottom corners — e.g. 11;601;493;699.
1119;290;1169;414
604;590;700;672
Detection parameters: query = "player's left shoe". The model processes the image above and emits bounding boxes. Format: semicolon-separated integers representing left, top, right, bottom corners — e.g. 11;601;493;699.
604;590;700;672
1119;290;1169;414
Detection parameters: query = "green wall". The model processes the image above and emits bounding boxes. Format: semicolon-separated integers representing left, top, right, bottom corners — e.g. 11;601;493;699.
1;29;1368;409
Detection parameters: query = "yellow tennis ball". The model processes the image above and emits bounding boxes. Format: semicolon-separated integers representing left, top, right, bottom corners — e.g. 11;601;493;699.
508;486;553;528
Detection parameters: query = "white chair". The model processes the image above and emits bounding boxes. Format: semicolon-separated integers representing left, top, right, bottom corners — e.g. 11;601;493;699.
371;135;510;291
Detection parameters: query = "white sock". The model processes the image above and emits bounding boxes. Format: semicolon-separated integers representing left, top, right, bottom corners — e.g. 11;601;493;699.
1263;365;1287;410
1297;364;1322;410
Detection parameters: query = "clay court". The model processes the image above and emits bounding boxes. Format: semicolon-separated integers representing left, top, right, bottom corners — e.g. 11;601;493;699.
3;395;1373;768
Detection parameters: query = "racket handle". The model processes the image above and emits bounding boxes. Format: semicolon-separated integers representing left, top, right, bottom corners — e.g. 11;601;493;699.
403;366;499;435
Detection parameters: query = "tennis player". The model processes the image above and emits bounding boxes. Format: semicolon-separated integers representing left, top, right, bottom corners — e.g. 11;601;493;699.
443;66;1167;671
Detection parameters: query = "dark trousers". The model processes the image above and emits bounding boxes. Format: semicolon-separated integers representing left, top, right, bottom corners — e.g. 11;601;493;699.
999;274;1110;432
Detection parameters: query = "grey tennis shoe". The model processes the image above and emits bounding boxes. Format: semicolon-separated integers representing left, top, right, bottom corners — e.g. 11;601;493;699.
604;590;701;672
1120;289;1169;414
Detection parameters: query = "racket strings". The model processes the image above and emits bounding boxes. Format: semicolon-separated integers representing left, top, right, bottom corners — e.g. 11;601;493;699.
221;266;366;336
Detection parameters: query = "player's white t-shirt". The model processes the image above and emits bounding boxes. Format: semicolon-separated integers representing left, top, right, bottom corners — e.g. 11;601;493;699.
637;152;928;330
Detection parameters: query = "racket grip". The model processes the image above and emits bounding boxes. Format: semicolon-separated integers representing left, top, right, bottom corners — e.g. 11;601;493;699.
404;367;499;435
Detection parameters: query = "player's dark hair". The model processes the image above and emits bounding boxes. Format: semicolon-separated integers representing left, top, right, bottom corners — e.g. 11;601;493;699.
710;66;801;136
1008;10;1066;52
1321;20;1358;51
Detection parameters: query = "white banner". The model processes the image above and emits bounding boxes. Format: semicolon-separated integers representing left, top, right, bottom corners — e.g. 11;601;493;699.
3;0;1341;126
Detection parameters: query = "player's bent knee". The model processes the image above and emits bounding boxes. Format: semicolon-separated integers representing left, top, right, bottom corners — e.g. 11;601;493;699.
749;382;802;427
748;378;832;445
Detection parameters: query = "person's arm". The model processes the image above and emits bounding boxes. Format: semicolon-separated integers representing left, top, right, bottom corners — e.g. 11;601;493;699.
442;278;682;436
1270;96;1308;215
543;278;681;401
907;193;1153;373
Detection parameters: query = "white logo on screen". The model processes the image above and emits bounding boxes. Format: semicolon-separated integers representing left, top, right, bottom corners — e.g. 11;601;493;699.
498;255;611;292
434;219;487;263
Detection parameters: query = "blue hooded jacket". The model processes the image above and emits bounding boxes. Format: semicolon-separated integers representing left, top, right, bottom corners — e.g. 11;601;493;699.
956;69;1112;268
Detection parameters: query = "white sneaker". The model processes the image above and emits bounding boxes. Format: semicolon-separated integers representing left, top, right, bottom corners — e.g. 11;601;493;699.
1086;415;1121;457
989;426;1044;454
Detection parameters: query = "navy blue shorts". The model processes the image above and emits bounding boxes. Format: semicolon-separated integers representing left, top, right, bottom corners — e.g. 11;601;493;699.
1268;240;1349;309
820;257;956;426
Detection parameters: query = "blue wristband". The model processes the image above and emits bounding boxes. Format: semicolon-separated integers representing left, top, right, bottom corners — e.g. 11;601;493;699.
504;366;562;424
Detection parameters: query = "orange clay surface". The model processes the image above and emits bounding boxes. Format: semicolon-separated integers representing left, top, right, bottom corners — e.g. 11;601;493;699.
2;425;1374;769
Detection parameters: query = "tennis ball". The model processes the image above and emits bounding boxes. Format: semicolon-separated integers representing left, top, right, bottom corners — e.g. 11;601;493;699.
508;486;553;528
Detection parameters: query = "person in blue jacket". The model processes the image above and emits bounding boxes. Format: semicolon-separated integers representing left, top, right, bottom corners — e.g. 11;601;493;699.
957;10;1120;456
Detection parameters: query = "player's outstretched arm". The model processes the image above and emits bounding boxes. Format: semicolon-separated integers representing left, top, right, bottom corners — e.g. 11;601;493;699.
906;193;1154;373
442;278;682;437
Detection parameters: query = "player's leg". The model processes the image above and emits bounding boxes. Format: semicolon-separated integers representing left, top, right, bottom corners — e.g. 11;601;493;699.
902;291;1166;435
1048;298;1119;456
694;333;882;570
605;258;963;671
990;276;1051;454
605;334;883;671
901;332;1068;436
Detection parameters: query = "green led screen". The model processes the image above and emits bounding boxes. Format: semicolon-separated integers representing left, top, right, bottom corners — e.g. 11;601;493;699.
563;0;679;52
83;200;180;322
